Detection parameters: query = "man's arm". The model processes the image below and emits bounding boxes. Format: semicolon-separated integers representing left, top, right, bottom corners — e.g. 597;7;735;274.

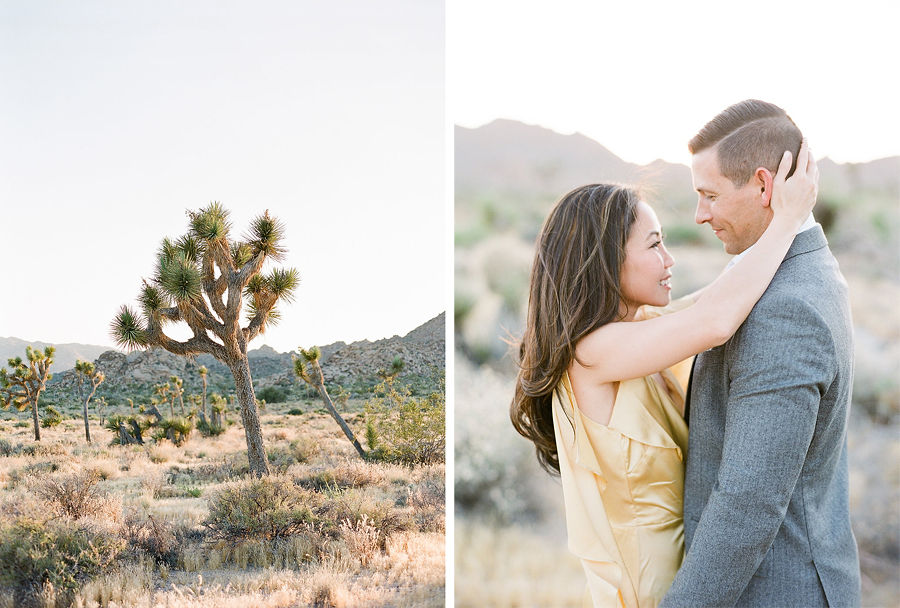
660;293;836;607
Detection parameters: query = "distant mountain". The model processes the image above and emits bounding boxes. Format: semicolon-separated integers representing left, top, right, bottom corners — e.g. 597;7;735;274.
44;313;445;401
455;119;696;211
456;119;900;217
0;337;112;373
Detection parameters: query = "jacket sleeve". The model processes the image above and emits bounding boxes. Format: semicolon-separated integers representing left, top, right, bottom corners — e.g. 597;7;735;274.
660;294;836;607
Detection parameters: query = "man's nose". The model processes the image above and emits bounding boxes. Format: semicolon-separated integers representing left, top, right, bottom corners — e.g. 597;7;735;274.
695;198;712;225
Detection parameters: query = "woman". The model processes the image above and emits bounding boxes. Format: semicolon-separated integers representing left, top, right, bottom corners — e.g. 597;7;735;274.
511;143;818;607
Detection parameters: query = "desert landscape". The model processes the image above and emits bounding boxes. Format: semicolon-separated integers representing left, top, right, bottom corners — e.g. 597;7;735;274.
454;120;900;607
0;315;445;608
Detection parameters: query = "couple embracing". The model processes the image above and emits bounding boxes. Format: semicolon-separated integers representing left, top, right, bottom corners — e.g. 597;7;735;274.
512;100;861;607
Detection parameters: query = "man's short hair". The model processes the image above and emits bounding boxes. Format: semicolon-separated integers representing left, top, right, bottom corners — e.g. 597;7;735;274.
689;100;803;187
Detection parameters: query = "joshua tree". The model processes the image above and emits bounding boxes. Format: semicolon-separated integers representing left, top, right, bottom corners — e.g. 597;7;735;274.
111;203;298;476
0;346;55;441
153;382;173;417
198;365;208;418
74;359;105;443
169;375;186;415
294;346;366;459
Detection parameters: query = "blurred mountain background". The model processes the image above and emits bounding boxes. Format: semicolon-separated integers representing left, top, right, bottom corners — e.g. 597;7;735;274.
454;119;899;606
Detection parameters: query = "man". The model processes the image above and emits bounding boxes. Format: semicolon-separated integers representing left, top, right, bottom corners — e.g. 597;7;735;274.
660;100;861;607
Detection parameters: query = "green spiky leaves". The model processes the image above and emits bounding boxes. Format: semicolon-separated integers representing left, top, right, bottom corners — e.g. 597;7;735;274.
299;346;321;362
231;242;254;267
243;268;299;302
112;305;149;350
139;283;169;316
293;357;309;382
189;202;231;242
246;211;286;261
159;253;202;302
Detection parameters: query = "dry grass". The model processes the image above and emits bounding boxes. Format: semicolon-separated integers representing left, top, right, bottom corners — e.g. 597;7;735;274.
0;404;445;607
455;518;584;608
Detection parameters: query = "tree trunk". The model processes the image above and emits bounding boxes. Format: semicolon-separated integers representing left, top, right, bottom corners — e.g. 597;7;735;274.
31;393;41;442
82;397;92;443
316;383;366;459
230;357;270;477
201;378;207;417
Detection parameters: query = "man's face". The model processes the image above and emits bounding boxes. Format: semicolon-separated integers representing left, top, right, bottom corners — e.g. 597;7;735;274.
691;147;772;255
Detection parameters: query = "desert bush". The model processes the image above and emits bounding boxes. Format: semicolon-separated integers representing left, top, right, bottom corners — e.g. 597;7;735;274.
406;478;446;533
257;386;288;403
287;407;304;416
20;443;67;458
296;460;386;492
0;518;124;607
319;489;413;548
364;378;445;466
34;470;115;521
203;476;323;543
338;514;380;566
40;406;62;428
0;438;17;456
121;510;178;566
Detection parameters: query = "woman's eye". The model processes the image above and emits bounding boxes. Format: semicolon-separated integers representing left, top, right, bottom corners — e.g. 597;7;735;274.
650;241;662;249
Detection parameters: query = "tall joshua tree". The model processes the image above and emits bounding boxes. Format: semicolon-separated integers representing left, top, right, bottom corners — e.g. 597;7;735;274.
74;359;105;443
111;203;298;476
0;346;55;441
294;346;366;459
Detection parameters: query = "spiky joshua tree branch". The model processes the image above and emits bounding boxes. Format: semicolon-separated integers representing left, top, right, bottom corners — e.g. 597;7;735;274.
0;346;55;441
111;203;299;476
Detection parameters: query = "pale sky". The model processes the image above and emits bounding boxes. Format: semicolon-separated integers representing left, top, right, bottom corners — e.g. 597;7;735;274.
0;1;445;354
448;0;900;166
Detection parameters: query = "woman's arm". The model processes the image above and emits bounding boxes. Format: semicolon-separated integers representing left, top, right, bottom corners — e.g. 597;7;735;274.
575;142;818;383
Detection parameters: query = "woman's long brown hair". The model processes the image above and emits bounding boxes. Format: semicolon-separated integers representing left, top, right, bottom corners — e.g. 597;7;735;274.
510;184;639;474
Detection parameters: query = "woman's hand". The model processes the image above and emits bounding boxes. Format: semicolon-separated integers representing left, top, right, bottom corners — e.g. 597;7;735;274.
769;139;819;233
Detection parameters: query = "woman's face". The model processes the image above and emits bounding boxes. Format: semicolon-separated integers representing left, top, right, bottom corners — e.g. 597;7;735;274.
619;201;675;318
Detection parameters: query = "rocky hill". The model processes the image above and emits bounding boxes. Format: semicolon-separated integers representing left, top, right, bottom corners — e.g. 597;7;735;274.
47;313;445;401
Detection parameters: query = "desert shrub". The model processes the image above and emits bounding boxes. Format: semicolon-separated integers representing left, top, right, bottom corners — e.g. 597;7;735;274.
21;443;67;457
406;478;446;533
0;438;17;456
338;514;380;566
121;510;178;566
7;461;61;487
203;476;323;542
256;386;288;403
0;518;124;607
364;379;445;465
40;406;62;428
287;407;304;416
318;489;413;548
34;470;113;521
296;460;385;492
196;417;226;437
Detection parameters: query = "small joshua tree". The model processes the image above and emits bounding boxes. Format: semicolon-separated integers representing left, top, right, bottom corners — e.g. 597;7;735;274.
111;203;298;477
74;359;105;443
294;346;366;459
153;382;173;417
169;375;185;415
198;365;208;418
0;346;55;441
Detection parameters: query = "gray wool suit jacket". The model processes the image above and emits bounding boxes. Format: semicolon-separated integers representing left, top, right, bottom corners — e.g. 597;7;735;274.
660;226;861;607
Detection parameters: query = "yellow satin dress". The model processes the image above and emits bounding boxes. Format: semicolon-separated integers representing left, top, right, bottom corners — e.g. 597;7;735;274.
552;350;692;607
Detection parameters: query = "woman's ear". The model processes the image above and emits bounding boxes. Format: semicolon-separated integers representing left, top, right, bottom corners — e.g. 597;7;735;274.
755;167;775;207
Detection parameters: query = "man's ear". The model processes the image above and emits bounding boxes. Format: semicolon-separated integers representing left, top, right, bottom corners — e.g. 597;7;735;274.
755;167;774;207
